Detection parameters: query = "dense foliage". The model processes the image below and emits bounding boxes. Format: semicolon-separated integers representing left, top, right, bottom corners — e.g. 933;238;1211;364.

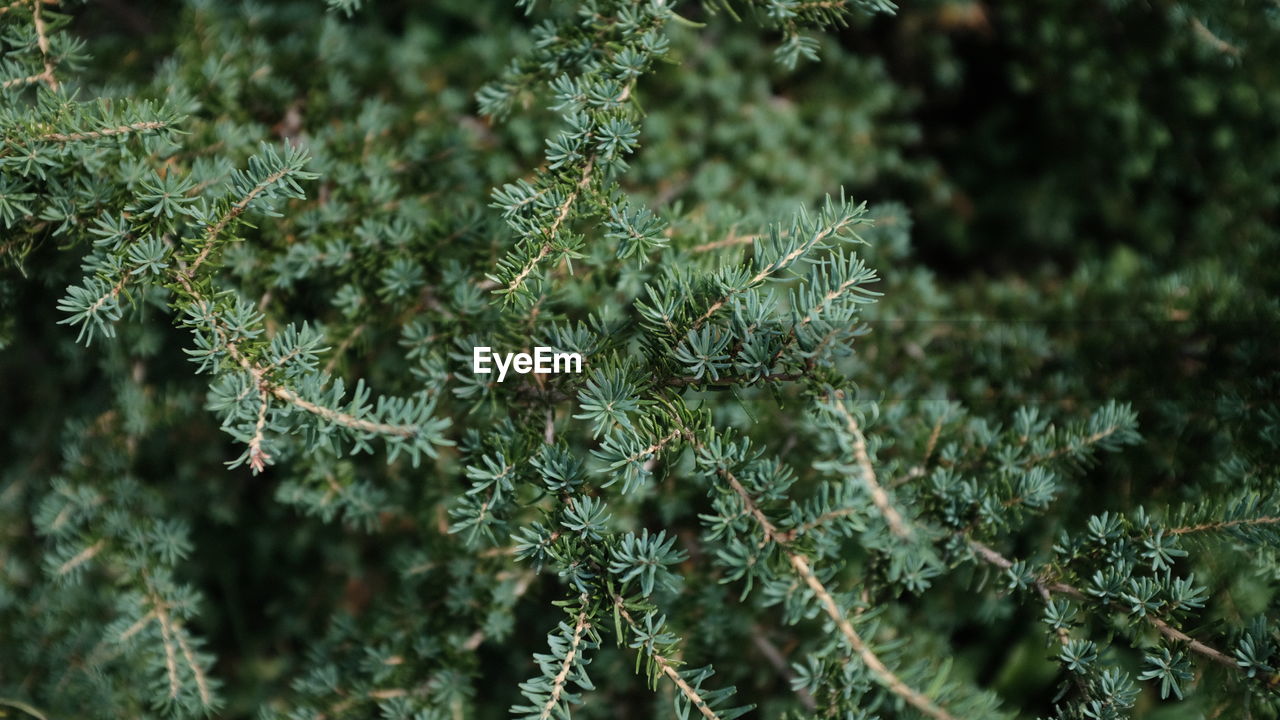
1;1;1277;719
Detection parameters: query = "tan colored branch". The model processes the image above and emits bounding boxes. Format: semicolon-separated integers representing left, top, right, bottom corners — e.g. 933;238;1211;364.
829;390;911;539
619;429;682;465
169;262;419;440
1;71;46;89
775;508;857;543
55;539;105;576
142;575;213;707
1190;18;1241;57
691;230;759;253
749;626;817;711
37;121;169;143
1025;424;1127;466
322;323;366;375
0;0;31;16
247;388;272;473
493;67;642;296
463;571;536;651
151;598;181;699
32;0;58;91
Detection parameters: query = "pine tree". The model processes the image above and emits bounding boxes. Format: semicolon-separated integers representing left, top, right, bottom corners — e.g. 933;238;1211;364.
2;1;1277;719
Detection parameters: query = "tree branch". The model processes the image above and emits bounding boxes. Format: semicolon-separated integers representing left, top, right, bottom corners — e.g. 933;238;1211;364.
718;464;956;720
967;538;1238;670
613;596;727;720
829;390;911;539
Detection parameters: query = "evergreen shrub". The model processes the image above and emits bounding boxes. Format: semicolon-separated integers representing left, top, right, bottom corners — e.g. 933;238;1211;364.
1;1;1277;719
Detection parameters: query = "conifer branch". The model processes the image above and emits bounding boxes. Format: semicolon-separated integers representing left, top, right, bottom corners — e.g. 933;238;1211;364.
175;622;212;708
717;463;956;720
922;414;946;467
247;388;271;473
117;610;158;644
1;71;45;89
967;539;1238;670
36;121;170;143
692;201;866;330
0;698;49;720
1023;424;1130;466
620;429;682;465
8;2;1274;718
774;508;857;543
170;244;429;446
504;156;596;296
54;539;104;576
828;390;911;539
691;230;760;253
185;163;303;278
322;323;366;375
613;597;725;720
1190;17;1241;57
267;385;416;438
141;575;214;709
749;626;817;711
0;0;31;16
31;0;58;91
540;604;591;720
1168;515;1280;536
665;370;807;387
152;595;181;699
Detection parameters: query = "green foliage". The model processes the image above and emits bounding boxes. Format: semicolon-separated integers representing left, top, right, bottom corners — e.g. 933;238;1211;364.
1;1;1278;720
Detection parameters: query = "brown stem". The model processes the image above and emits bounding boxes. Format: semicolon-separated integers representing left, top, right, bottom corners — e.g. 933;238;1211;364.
55;540;105;576
169;264;419;440
1190;17;1241;57
37;120;168;143
143;573;213;707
